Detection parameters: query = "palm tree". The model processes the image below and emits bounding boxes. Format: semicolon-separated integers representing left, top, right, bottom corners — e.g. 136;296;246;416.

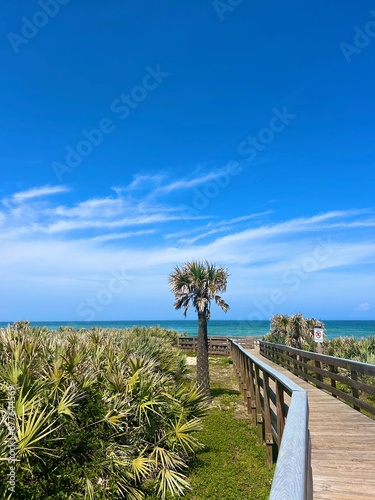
168;260;230;395
287;313;308;349
270;314;289;338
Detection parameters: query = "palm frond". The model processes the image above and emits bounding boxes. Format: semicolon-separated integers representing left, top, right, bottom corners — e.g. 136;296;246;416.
56;383;82;418
169;260;229;319
156;468;190;499
215;295;229;313
164;417;204;454
131;455;154;482
151;446;185;470
17;405;60;460
14;381;51;417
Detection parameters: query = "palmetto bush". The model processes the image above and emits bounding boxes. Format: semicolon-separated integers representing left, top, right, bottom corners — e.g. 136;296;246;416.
0;324;209;499
264;313;325;351
322;335;375;399
322;335;375;363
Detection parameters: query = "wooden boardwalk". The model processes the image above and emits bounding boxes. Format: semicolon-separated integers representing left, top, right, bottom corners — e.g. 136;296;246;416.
247;348;375;500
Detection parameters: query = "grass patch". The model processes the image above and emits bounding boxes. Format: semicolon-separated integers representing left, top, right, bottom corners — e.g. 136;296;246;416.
182;357;274;500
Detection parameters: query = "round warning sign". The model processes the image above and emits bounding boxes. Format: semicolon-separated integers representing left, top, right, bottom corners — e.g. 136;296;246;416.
314;328;324;343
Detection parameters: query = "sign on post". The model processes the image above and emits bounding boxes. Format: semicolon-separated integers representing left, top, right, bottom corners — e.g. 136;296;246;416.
314;327;324;343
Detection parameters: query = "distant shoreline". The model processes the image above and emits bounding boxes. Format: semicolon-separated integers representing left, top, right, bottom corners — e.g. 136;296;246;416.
1;319;374;340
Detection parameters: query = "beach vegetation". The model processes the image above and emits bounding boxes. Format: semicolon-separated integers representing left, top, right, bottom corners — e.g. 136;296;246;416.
0;323;209;499
263;313;325;350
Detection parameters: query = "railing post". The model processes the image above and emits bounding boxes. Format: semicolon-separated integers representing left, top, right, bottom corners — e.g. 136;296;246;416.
276;380;285;448
244;356;252;415
329;364;337;396
351;369;360;412
254;365;263;443
240;351;247;399
272;344;277;363
237;350;243;389
303;354;308;375
315;359;323;386
263;372;274;465
293;353;298;372
248;358;257;424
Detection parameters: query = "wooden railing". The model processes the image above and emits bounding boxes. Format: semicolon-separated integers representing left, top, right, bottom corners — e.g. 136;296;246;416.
230;340;312;500
260;342;375;417
178;336;258;356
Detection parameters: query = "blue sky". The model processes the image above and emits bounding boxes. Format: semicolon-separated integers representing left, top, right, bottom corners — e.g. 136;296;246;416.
1;0;375;321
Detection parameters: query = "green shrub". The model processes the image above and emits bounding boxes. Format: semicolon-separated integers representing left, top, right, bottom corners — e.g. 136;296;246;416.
0;324;209;499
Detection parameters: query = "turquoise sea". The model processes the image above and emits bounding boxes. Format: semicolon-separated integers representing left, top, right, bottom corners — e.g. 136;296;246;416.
1;320;374;341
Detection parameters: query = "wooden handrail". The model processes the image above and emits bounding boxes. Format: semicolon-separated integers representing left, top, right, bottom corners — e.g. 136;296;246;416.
229;339;312;500
260;341;375;417
178;336;259;356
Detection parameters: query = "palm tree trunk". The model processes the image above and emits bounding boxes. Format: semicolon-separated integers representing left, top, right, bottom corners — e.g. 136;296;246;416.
196;311;210;396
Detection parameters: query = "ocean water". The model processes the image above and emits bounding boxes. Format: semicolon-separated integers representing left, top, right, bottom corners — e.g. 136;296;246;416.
1;320;374;341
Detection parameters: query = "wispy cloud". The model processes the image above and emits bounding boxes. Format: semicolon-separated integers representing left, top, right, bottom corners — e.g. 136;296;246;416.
179;225;233;245
155;171;227;194
0;181;208;240
355;302;371;312
204;209;373;247
117;174;165;192
53;197;125;219
0;182;374;320
118;169;240;198
86;230;155;243
217;212;273;225
165;212;272;242
2;185;70;206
